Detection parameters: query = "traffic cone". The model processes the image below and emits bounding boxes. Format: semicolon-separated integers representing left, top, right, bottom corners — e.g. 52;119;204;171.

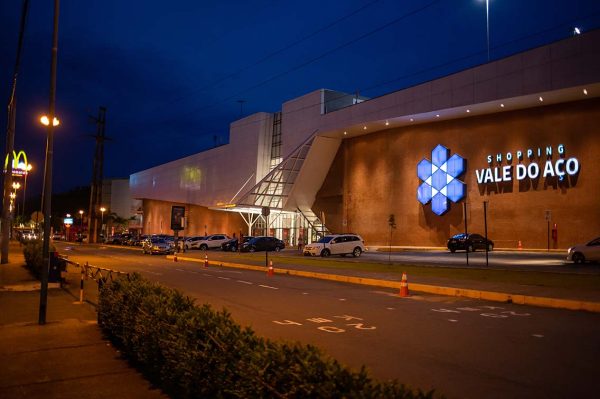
267;260;274;277
173;252;178;262
518;240;523;250
204;254;209;268
399;272;409;297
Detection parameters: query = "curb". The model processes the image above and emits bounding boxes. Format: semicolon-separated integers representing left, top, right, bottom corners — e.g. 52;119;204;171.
165;255;600;313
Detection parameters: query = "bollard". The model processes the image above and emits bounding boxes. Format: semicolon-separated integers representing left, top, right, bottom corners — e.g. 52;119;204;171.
204;253;208;268
79;266;84;304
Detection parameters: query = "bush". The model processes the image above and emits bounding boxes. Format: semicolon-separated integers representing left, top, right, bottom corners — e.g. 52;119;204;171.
23;240;62;280
98;274;436;398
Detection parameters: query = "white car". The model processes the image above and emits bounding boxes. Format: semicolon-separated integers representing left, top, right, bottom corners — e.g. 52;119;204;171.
303;234;366;257
567;237;600;264
184;236;206;249
195;234;231;250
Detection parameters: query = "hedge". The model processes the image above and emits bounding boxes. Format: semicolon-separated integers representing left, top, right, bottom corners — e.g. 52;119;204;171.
98;274;437;398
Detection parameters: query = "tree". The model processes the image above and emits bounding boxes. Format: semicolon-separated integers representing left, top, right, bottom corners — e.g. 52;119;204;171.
107;212;134;235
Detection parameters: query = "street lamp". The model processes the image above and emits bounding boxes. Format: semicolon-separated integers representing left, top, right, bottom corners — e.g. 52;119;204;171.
40;115;60;126
100;206;106;242
78;210;84;237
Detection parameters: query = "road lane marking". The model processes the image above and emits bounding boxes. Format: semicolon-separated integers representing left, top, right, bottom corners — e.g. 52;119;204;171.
448;319;458;322
302;292;309;295
237;280;253;285
175;268;184;272
386;307;395;310
202;273;212;277
339;298;346;301
259;284;278;290
532;334;544;338
217;277;230;280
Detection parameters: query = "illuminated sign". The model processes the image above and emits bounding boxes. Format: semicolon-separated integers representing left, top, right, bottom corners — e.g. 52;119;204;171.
171;206;185;230
3;150;30;177
64;217;74;225
475;144;580;184
417;144;466;216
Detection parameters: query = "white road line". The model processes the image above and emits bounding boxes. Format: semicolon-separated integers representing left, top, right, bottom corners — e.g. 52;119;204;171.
259;284;278;290
339;298;346;301
302;292;309;295
237;280;253;285
532;334;544;338
175;268;184;272
448;319;458;323
386;307;395;310
202;273;212;277
217;277;230;280
190;271;198;274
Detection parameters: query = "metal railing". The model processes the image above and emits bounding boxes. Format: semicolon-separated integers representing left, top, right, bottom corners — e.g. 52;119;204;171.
60;256;128;304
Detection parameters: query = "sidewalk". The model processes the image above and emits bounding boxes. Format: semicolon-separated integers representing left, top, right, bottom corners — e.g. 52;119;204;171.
0;241;166;399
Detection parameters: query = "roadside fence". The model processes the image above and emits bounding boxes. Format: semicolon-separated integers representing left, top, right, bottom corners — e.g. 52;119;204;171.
60;256;129;304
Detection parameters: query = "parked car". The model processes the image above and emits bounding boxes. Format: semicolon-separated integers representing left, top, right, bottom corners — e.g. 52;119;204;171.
567;237;600;264
184;236;206;250
51;233;65;241
221;236;254;252
194;234;231;250
18;230;38;243
240;236;285;252
142;238;174;255
303;234;365;257
447;233;494;253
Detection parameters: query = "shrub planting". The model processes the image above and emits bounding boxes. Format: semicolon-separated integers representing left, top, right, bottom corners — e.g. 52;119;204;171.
98;274;436;398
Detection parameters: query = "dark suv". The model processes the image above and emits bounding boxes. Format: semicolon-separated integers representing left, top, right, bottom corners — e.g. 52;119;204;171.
447;233;494;253
240;236;285;252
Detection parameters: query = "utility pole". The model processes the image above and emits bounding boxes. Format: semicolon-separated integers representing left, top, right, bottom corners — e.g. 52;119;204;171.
87;106;108;244
39;0;59;325
2;0;30;264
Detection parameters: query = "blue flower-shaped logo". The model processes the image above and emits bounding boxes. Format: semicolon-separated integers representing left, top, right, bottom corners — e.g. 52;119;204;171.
417;144;466;215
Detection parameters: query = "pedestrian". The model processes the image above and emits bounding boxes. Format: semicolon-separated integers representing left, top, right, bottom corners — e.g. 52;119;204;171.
298;236;304;252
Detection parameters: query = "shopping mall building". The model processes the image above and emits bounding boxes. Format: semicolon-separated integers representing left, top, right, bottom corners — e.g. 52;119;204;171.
129;30;600;250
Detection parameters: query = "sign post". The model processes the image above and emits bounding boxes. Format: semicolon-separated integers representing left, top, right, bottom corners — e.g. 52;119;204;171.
171;206;185;253
545;210;552;252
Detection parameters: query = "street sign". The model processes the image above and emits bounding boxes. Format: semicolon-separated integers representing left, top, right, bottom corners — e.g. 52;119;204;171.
544;210;552;222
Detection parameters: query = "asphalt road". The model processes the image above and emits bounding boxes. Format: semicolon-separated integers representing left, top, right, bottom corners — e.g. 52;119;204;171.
58;243;600;399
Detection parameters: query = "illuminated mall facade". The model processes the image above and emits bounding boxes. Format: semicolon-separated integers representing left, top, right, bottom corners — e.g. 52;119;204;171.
130;30;600;250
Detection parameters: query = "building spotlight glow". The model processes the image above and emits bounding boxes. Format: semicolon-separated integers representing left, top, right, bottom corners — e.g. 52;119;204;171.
500;103;505;108
574;27;581;35
539;96;544;102
583;89;588;95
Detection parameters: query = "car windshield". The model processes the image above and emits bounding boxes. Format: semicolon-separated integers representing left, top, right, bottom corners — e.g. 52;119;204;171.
317;236;334;243
452;234;467;239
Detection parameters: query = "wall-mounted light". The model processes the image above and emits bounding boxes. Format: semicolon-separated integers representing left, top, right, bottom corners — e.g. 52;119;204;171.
500;103;505;108
343;131;347;135
363;126;367;130
385;121;389;126
583;89;588;95
539;96;544;102
466;109;470;113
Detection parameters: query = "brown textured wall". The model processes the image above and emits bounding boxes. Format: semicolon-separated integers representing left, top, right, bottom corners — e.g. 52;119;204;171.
142;199;245;237
316;98;600;249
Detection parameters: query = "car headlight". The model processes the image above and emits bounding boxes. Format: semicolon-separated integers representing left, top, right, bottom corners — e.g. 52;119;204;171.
567;247;573;253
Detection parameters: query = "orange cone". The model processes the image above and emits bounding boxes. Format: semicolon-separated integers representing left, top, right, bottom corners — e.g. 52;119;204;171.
267;260;274;277
204;254;209;268
399;272;409;297
518;240;523;250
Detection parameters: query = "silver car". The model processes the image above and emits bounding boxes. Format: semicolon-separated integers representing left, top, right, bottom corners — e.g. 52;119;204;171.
303;234;366;257
142;238;174;255
567;237;600;264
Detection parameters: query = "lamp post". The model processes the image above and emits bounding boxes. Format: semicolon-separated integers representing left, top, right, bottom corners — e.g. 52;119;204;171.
78;209;84;232
22;163;32;218
100;206;106;242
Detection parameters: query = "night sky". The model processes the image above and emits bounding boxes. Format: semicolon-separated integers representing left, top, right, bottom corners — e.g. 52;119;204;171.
1;0;599;200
